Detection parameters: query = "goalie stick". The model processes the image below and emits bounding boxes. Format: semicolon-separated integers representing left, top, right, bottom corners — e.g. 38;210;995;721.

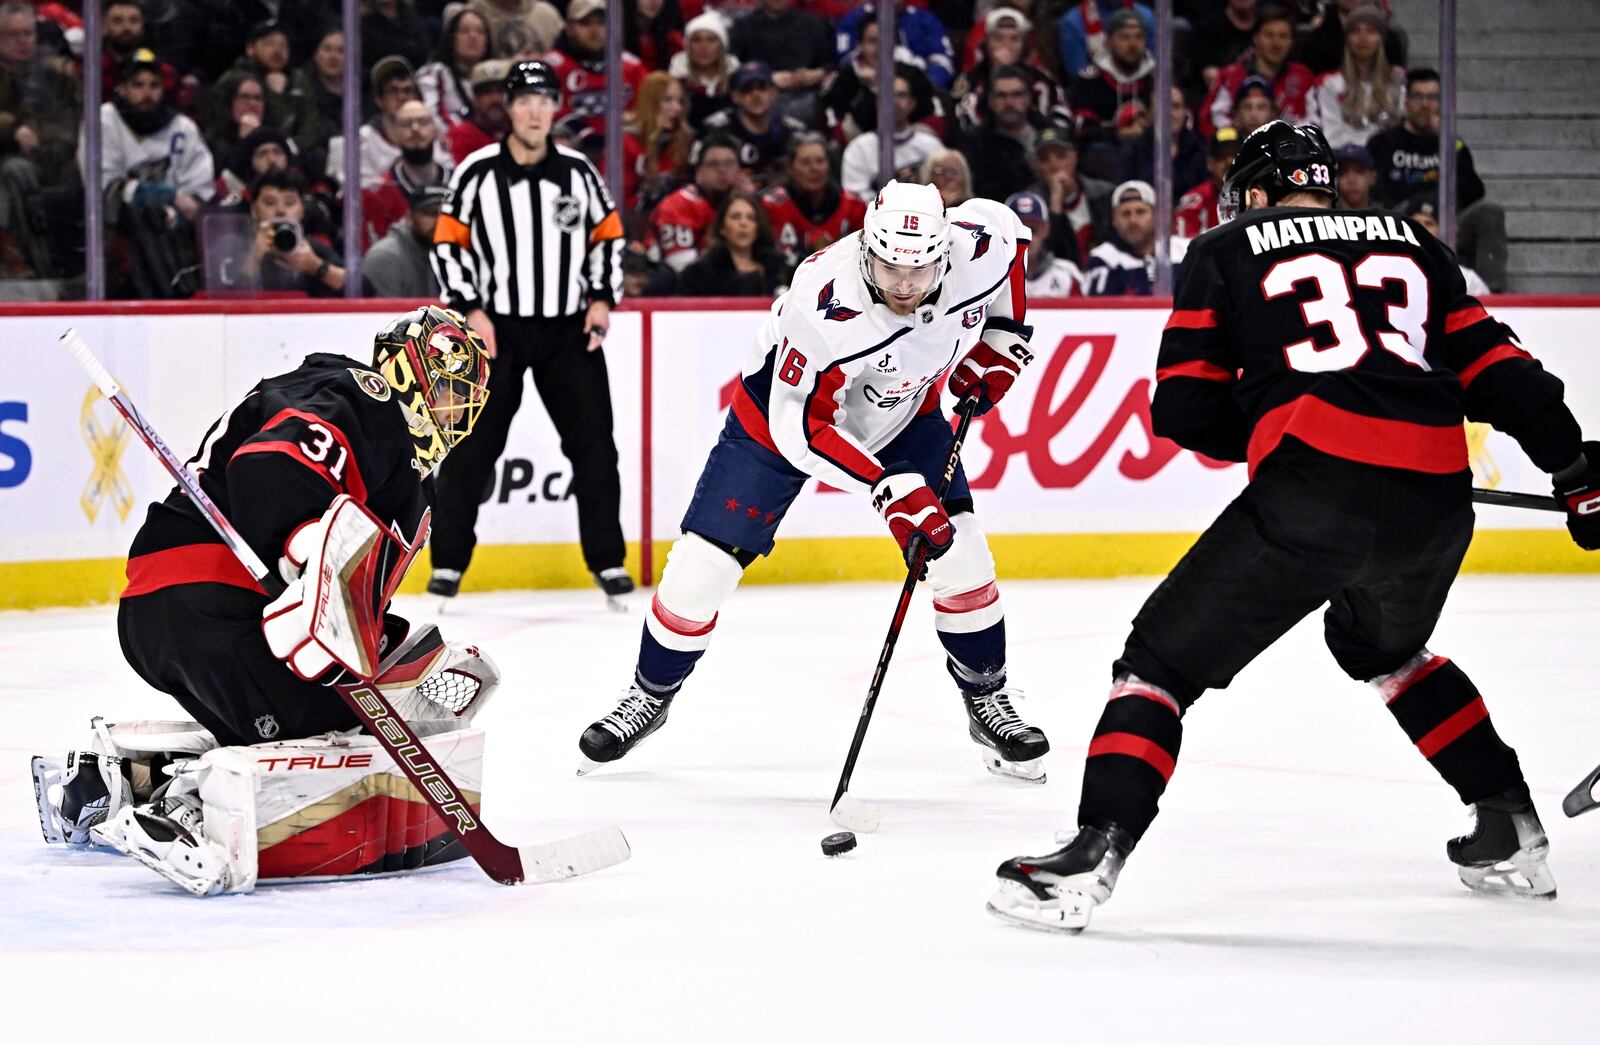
62;328;631;884
829;394;981;834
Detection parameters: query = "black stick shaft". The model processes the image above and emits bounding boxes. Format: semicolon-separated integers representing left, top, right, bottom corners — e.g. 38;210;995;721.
831;396;980;810
1472;488;1563;513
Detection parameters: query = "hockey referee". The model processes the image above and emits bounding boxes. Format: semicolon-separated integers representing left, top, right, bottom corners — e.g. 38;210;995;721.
428;60;634;599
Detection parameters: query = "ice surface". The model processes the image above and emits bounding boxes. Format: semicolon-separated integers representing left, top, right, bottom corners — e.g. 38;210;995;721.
4;577;1599;1042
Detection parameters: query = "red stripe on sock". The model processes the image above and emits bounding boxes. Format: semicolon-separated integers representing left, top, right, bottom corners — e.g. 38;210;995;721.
932;581;999;614
1088;732;1176;781
1417;696;1489;759
650;594;716;638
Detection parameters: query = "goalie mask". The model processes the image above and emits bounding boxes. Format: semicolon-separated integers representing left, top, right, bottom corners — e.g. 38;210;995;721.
372;306;490;477
860;180;949;305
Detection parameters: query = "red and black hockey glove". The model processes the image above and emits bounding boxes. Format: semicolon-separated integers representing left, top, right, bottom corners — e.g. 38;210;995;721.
948;318;1034;416
1554;441;1600;551
872;466;955;576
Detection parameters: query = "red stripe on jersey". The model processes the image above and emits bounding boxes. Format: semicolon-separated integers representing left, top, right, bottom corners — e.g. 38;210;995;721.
237;409;368;502
1417;696;1489;759
933;581;999;614
1457;343;1532;390
805;366;847;440
1444;305;1489;334
1088;732;1176;781
1246;395;1468;478
730;382;781;455
1009;240;1028;321
1156;359;1233;383
651;593;717;637
122;543;267;599
1165;308;1220;330
812;427;884;486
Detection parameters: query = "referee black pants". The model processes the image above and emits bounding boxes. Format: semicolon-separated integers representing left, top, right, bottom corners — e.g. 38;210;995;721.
1078;440;1524;840
430;312;625;576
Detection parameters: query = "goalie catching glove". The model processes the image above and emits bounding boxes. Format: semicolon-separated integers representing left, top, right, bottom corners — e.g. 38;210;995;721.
872;465;955;575
948;317;1034;416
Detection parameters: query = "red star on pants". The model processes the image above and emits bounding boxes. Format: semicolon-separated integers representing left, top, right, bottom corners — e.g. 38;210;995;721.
725;498;740;511
746;506;762;519
764;512;777;524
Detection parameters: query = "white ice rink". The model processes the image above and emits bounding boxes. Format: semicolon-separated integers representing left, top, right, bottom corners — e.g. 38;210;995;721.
4;576;1599;1042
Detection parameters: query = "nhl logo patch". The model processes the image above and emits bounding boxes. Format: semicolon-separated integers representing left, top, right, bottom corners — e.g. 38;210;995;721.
350;369;391;401
918;307;936;325
254;714;280;740
553;194;582;232
1289;168;1310;187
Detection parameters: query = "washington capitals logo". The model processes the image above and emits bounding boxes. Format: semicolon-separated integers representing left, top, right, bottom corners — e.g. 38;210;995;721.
951;221;991;260
816;279;861;322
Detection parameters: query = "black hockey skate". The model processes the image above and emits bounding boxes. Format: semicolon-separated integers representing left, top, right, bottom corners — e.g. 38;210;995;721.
577;685;671;775
962;685;1049;782
987;821;1136;933
594;568;636;611
1448;784;1556;899
427;568;461;599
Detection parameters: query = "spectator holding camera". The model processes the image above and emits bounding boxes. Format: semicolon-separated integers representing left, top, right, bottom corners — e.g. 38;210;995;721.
235;169;344;296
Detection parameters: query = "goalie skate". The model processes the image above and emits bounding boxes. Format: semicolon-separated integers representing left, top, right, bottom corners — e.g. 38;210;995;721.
963;686;1048;782
1449;785;1557;900
93;789;232;897
987;822;1134;934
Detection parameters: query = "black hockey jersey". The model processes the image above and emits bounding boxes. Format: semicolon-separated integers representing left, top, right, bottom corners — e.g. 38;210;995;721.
1152;206;1581;478
122;353;428;600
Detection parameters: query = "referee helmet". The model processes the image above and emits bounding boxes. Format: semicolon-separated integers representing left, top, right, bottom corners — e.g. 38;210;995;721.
505;60;561;104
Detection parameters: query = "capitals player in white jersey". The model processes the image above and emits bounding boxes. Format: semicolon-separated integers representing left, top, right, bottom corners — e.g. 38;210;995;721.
577;181;1051;780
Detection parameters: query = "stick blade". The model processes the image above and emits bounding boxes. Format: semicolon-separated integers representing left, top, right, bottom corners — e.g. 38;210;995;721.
518;826;632;883
1563;764;1600;818
830;792;881;833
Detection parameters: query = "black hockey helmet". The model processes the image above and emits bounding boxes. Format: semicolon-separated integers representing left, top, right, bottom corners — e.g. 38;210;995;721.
1218;120;1338;223
505;60;561;104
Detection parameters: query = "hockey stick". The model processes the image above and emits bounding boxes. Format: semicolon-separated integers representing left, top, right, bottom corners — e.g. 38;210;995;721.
63;328;630;885
1471;488;1562;513
829;394;981;833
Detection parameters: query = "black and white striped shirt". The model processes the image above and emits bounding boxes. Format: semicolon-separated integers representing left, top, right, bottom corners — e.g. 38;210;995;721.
432;141;624;318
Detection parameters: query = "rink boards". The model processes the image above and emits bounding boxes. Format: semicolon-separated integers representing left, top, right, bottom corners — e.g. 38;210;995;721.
2;297;1597;609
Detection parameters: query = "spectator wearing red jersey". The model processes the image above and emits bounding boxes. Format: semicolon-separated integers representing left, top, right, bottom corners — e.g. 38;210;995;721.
625;0;685;73
953;7;1069;135
701;61;809;192
1304;3;1403;150
648;132;743;271
447;59;512;164
416;7;492;135
761;131;866;270
1172;126;1238;239
1200;4;1312;137
676;190;788;296
544;0;646;144
622;70;692;214
670;12;738;129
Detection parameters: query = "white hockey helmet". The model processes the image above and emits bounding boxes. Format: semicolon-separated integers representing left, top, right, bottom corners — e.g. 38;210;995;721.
860;180;949;302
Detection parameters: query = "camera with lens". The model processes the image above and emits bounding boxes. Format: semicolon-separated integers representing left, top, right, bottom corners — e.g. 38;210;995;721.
269;219;302;252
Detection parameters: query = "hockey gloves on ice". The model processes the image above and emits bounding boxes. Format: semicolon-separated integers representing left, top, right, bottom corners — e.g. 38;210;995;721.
872;466;955;576
948;317;1034;416
1554;441;1600;550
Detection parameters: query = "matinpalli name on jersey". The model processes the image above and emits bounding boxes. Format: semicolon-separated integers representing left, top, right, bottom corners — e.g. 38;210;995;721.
1246;213;1422;256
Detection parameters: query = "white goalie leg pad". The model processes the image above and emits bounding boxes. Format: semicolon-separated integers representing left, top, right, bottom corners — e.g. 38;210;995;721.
925;512;1003;634
645;532;744;652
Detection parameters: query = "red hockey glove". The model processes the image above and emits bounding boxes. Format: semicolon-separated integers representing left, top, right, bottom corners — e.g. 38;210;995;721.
872;466;955;575
1554;441;1600;551
948;317;1034;416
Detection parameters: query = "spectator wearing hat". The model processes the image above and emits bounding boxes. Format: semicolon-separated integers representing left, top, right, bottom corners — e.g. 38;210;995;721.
840;71;942;196
0;0;78;280
1200;4;1313;136
834;1;956;91
362;0;430;73
1117;85;1207;203
1057;0;1155;82
101;1;192;114
1367;67;1504;289
1333;142;1376;209
417;7;493;136
1230;74;1277;136
210;125;294;210
1304;3;1404;150
1189;0;1256;90
953;7;1069;136
729;0;835;126
1401;190;1491;298
1173;126;1238;238
921;148;972;208
1007;190;1083;298
1023;123;1111;267
624;0;684;74
450;59;513;164
360;98;452;248
1068;9;1155;176
328;56;453;190
1300;0;1407;76
702;62;809;192
226;22;295;127
543;0;646;143
649;132;745;272
97;48;214;297
363;181;447;297
959;64;1048;203
671;11;738;131
287;25;344;161
1082;179;1188;296
470;0;565;60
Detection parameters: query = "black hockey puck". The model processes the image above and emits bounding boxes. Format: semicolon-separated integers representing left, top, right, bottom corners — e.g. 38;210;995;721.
820;831;857;857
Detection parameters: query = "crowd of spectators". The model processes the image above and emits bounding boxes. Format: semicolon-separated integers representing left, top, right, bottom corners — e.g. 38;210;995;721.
0;0;1509;300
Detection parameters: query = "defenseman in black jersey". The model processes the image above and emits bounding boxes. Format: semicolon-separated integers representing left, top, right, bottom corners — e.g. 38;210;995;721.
989;122;1600;933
